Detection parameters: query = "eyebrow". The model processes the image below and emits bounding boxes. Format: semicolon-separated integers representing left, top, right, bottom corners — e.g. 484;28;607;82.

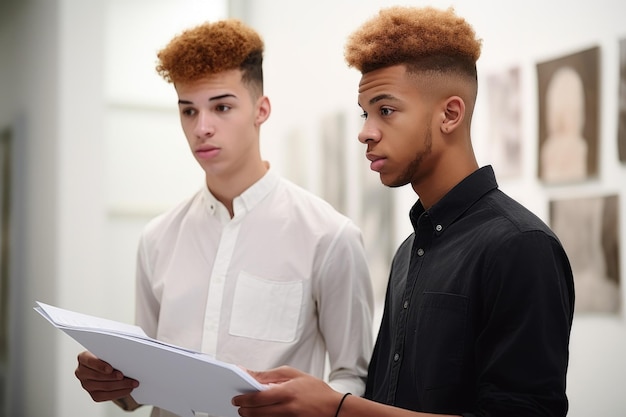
369;94;398;105
358;93;400;109
178;93;237;105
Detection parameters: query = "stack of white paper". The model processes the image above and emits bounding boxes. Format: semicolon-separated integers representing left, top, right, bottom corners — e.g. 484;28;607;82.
35;301;266;417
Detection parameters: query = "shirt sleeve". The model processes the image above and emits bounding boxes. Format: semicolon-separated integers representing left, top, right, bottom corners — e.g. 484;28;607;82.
134;228;160;339
313;219;375;395
467;230;575;417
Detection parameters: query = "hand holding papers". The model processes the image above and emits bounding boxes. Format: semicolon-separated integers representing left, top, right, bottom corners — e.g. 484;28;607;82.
35;301;266;417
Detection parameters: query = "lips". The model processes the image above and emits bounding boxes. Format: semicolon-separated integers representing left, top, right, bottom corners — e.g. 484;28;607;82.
195;145;220;160
366;153;386;172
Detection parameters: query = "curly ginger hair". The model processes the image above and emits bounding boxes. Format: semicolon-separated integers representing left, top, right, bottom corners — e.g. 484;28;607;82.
156;19;264;93
345;6;482;79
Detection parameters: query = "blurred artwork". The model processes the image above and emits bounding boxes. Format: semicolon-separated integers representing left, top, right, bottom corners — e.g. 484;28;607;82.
537;47;599;183
318;109;395;306
319;112;347;214
550;194;620;314
359;162;395;306
485;67;522;178
618;38;626;162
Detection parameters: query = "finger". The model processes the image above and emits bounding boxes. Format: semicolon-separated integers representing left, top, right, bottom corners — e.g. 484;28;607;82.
78;373;138;390
75;361;127;383
75;366;122;381
76;351;139;384
237;403;288;417
232;384;293;409
78;375;139;400
247;366;304;384
77;351;115;374
87;386;137;403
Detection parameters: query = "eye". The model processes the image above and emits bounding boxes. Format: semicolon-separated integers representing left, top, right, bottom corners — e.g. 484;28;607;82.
360;111;368;120
380;107;394;116
181;108;196;117
216;104;232;112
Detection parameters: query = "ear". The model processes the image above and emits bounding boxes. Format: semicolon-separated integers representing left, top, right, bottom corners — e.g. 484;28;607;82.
440;96;465;134
255;95;271;127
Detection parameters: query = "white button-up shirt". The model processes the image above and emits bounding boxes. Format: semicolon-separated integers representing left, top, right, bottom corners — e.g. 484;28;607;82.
135;169;374;417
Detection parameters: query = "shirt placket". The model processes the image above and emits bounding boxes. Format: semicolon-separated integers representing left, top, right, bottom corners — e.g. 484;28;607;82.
387;212;433;403
200;218;242;356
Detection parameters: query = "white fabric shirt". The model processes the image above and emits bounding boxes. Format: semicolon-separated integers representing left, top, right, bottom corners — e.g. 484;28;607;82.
135;169;374;417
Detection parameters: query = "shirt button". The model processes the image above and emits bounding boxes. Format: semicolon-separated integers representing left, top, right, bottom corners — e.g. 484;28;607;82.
417;248;424;256
394;353;400;361
403;300;409;309
435;224;443;232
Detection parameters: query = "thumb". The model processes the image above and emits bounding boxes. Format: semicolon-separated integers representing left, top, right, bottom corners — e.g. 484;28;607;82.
246;366;305;384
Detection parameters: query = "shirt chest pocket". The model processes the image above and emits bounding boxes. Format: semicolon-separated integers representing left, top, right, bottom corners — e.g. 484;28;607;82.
229;271;304;342
415;292;468;390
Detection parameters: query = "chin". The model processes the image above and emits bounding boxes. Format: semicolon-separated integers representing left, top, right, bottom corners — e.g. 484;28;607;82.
375;171;396;187
379;175;400;188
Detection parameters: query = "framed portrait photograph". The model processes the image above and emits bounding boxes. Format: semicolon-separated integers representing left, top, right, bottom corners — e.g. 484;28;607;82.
536;46;600;184
550;194;620;314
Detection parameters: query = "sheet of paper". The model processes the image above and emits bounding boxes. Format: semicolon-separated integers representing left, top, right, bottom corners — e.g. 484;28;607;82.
35;301;266;417
36;301;148;337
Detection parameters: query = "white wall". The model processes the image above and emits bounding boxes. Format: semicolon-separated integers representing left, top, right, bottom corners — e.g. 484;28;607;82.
0;1;226;417
2;0;63;416
2;1;113;416
235;1;626;416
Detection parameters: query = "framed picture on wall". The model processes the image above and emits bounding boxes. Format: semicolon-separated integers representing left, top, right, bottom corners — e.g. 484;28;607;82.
485;66;522;179
550;194;620;314
319;112;348;214
536;46;600;184
618;38;626;163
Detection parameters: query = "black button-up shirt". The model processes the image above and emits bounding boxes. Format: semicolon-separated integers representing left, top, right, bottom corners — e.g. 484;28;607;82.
365;166;574;417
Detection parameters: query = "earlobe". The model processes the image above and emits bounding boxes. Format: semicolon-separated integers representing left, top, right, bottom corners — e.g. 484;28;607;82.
441;96;465;134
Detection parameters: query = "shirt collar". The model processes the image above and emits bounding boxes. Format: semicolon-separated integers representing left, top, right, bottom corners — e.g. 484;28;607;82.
409;165;498;234
202;167;280;220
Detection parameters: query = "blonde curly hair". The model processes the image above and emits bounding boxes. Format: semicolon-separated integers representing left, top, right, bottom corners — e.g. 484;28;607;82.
345;6;482;79
156;19;264;93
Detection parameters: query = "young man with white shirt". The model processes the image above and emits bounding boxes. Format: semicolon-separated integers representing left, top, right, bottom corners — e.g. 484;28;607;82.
74;19;374;417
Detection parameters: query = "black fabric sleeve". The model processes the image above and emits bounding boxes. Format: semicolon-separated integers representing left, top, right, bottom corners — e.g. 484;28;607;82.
467;230;574;417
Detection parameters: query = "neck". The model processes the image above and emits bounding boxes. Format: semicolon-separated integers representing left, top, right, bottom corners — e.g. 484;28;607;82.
207;160;269;217
412;146;478;210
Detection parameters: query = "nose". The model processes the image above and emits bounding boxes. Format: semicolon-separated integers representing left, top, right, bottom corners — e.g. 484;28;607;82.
358;120;381;144
194;111;215;138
